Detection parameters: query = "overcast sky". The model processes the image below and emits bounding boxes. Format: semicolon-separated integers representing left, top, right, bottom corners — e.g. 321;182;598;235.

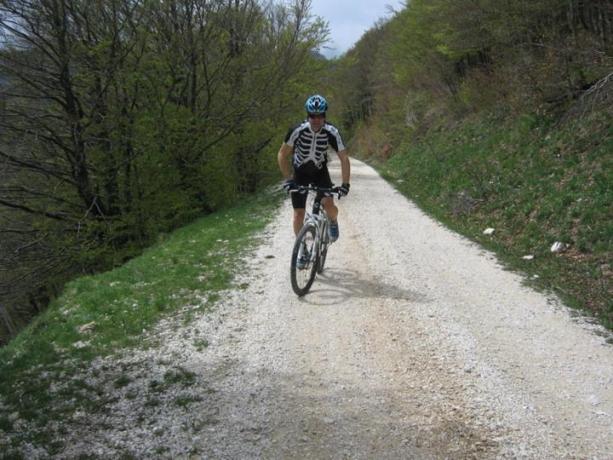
309;0;406;58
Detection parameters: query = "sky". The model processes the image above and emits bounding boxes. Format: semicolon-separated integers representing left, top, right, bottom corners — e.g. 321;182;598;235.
309;0;406;58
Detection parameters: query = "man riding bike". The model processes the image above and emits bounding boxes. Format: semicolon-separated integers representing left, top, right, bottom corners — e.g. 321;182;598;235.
277;94;351;243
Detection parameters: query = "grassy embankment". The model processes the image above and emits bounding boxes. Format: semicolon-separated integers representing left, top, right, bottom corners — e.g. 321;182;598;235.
0;190;282;455
375;111;611;328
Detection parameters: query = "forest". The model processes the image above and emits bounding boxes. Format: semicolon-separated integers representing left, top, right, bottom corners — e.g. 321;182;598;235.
1;0;612;342
0;0;327;343
330;0;612;143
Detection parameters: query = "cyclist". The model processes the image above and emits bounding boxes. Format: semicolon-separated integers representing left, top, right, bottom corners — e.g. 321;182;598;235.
278;94;351;244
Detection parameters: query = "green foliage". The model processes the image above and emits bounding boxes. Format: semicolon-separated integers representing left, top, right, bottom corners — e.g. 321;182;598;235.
381;112;612;325
330;0;612;136
0;0;329;342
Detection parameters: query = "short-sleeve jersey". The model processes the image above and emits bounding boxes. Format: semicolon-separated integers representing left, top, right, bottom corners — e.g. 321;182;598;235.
284;121;345;170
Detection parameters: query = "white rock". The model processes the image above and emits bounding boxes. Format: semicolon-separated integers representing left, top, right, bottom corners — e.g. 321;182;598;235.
72;340;90;349
78;321;96;334
588;394;600;406
483;228;495;235
550;241;566;253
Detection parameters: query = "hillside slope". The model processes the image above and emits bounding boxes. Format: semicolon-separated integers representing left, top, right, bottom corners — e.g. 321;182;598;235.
0;192;281;456
366;110;612;327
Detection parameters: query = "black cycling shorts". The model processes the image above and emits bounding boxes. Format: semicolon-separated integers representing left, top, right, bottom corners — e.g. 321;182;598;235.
291;164;333;209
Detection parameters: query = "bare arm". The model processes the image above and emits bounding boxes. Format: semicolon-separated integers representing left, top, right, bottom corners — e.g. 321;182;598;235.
337;149;351;185
277;143;294;179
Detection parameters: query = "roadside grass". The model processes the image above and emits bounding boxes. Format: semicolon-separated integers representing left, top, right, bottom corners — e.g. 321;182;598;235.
378;111;612;329
0;189;282;456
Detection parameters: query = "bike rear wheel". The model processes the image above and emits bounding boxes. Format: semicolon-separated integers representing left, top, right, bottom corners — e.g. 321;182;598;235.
291;224;319;296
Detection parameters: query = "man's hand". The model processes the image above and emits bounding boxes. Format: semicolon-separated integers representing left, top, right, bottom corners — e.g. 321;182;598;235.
282;178;297;193
338;183;350;197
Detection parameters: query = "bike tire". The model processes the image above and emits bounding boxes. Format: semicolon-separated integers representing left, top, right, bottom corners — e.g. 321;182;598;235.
317;240;328;274
316;219;329;274
290;224;319;296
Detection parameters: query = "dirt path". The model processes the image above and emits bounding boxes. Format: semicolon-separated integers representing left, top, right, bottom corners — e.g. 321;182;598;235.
59;158;612;458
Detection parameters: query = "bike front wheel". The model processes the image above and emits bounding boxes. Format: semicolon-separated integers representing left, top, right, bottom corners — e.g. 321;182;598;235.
317;240;328;274
290;223;319;296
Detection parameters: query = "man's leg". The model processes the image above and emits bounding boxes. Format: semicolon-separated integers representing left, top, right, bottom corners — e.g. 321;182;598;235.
290;176;307;235
322;197;340;242
294;208;308;269
293;208;305;235
322;197;338;221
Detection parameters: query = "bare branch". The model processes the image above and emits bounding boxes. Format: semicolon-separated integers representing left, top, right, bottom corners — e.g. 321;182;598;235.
0;197;70;220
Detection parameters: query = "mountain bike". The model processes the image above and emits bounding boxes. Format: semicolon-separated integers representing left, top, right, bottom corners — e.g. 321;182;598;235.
290;185;341;296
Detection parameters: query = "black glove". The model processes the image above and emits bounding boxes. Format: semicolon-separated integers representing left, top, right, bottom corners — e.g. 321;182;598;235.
338;183;350;197
282;178;297;193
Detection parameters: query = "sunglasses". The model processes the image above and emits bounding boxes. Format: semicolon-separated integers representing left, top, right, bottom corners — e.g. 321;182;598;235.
308;113;325;119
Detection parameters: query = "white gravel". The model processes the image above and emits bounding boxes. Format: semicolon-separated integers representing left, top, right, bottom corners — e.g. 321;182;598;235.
21;158;613;458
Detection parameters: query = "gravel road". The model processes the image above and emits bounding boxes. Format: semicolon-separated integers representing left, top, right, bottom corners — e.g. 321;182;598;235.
57;157;612;459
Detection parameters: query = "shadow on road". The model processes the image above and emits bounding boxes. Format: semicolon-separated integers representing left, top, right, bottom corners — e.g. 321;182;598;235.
299;268;430;306
188;366;498;459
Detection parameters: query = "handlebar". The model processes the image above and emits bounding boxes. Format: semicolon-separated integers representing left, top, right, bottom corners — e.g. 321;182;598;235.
289;184;341;197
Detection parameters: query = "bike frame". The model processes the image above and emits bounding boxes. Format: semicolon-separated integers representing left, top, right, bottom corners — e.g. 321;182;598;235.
289;184;340;296
298;185;338;258
304;191;330;258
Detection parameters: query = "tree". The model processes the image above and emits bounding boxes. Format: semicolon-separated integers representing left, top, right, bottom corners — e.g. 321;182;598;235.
0;0;328;343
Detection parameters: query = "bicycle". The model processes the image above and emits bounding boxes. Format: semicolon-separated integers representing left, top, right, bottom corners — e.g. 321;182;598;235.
289;184;342;296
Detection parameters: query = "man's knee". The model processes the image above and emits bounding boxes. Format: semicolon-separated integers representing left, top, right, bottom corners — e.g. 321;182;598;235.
322;199;338;217
293;209;305;220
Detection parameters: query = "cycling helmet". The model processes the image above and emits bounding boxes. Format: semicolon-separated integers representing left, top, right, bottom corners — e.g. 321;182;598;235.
305;94;328;114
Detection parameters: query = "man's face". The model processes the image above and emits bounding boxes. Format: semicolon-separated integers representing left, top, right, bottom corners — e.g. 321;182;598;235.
308;113;325;131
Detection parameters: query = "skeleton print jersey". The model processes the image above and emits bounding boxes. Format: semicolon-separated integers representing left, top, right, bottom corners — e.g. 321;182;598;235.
284;121;345;170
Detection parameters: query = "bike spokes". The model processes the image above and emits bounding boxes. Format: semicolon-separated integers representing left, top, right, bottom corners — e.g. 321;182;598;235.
291;224;318;296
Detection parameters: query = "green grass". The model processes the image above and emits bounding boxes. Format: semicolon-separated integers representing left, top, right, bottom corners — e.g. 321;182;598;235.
378;111;612;328
193;338;209;351
0;189;282;455
174;394;203;409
